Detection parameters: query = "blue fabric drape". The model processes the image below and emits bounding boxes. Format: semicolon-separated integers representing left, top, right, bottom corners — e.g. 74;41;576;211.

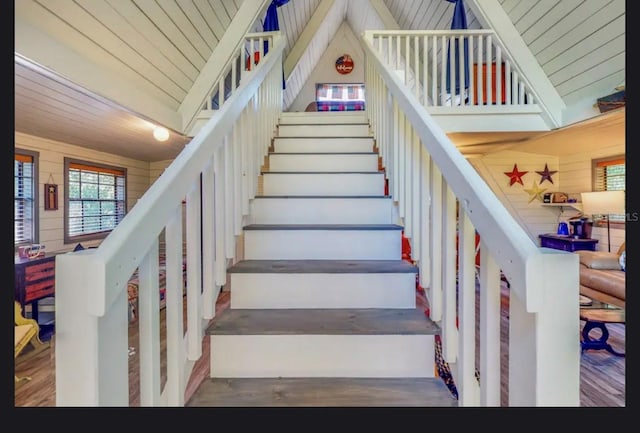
445;0;469;95
262;0;289;88
263;0;289;33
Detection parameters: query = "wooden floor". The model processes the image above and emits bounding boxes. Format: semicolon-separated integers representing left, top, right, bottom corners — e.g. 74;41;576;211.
14;284;625;407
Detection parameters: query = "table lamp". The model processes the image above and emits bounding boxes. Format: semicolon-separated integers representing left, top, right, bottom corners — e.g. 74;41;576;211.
580;191;625;252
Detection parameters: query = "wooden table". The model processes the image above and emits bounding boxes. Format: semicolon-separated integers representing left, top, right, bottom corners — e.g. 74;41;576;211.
579;308;625;357
14;253;60;325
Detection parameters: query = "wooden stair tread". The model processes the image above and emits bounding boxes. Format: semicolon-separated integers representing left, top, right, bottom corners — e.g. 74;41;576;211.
262;171;382;174
279;122;370;126
207;308;438;335
254;195;391;199
186;377;457;407
243;224;403;230
276;136;373;139
269;151;377;155
228;259;418;274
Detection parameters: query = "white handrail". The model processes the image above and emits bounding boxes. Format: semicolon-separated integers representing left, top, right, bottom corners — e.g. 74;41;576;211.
363;30;580;406
55;32;285;406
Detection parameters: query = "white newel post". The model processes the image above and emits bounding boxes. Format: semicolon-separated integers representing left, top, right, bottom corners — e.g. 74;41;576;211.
56;250;129;406
508;250;580;406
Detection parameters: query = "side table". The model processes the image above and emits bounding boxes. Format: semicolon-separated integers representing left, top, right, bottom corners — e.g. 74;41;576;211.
539;234;598;252
579;308;625;357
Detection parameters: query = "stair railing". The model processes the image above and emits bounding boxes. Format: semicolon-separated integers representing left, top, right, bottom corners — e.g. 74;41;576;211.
54;32;285;407
363;30;580;406
187;32;279;136
366;30;538;109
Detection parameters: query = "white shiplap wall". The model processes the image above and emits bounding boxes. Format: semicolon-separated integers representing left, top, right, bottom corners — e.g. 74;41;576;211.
275;0;323;58
471;150;564;244
288;21;365;112
16;0;245;110
383;0;481;31
15;131;152;253
498;0;625;124
150;160;174;185
472;141;625;253
282;0;348;110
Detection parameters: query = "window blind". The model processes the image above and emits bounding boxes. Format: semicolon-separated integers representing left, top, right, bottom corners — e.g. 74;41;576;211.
15;153;35;245
594;157;625;222
67;160;126;239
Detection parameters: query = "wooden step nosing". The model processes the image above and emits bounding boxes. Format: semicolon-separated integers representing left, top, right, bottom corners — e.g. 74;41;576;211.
278;123;370;126
268;152;377;155
187;377;457;407
227;259;418;274
243;224;404;231
253;195;391;199
262;171;383;175
207;308;439;336
274;136;373;139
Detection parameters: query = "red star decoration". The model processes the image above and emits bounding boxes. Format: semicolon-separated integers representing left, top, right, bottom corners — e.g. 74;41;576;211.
536;163;557;184
504;164;528;186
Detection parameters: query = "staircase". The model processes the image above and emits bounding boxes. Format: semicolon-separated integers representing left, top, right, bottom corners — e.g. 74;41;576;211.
187;111;457;407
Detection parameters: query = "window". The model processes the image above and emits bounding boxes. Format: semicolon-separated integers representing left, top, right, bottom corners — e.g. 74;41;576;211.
316;83;365;111
15;149;39;247
593;156;625;223
64;158;127;243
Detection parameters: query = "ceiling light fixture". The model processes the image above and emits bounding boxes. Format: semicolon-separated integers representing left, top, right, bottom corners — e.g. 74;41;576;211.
153;126;170;142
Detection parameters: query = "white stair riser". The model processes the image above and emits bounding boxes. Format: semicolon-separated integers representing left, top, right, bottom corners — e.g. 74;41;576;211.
269;154;379;172
230;273;417;309
249;198;394;224
244;230;401;260
279;113;368;124
263;173;385;196
278;124;370;137
274;137;374;153
210;335;435;378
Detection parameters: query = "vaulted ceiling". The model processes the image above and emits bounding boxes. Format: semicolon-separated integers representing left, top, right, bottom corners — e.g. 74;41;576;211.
14;0;625;161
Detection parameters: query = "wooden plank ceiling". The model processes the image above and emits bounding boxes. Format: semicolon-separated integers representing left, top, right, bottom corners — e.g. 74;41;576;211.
14;0;625;161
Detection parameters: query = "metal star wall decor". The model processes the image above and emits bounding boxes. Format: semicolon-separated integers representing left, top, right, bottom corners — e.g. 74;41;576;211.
524;180;547;203
536;163;557;184
504;164;528;186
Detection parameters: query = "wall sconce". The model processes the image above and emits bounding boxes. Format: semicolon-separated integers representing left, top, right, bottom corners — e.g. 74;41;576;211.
153;126;170;142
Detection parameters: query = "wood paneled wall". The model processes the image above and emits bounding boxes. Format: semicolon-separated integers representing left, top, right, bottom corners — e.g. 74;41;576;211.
15;131;152;253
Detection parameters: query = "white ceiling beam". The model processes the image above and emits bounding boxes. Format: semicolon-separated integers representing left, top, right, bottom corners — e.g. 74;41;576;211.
283;0;336;79
178;0;271;133
467;0;565;128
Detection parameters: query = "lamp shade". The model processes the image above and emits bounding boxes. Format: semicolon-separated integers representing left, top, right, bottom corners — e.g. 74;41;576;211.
580;191;625;215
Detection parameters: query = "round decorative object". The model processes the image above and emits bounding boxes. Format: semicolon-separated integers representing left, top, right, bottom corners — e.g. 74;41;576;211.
335;54;354;74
